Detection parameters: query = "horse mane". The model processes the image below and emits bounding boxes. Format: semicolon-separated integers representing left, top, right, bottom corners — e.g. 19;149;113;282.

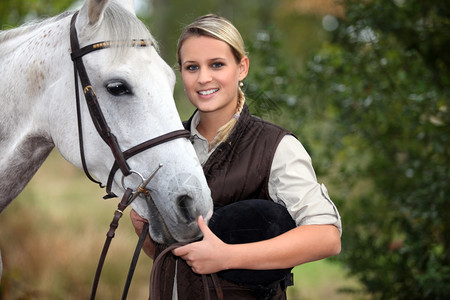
0;2;158;56
0;11;73;43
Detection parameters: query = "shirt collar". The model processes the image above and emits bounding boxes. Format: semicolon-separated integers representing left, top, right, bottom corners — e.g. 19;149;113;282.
190;110;203;139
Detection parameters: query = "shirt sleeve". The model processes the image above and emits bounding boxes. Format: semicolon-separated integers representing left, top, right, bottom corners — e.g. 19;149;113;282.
268;135;342;235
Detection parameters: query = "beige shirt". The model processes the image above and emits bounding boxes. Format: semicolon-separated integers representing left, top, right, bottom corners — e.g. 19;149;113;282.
190;112;342;234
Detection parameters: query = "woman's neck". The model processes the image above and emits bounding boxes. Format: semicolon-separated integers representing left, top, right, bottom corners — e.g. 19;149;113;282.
196;110;233;142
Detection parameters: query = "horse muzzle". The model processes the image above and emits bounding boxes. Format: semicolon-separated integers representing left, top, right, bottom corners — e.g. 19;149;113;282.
133;172;212;244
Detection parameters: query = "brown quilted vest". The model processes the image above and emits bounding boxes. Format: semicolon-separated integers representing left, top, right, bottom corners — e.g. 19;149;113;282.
199;105;292;209
152;105;292;300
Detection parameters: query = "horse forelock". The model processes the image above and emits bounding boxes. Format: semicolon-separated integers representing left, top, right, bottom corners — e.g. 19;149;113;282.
96;2;159;60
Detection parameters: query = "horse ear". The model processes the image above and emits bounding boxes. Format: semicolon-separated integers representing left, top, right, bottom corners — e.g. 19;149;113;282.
79;0;110;26
78;0;136;27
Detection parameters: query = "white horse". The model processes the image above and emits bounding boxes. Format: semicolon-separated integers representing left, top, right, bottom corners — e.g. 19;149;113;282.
0;0;213;278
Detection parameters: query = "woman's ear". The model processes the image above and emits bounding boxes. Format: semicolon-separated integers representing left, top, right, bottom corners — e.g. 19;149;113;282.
238;56;250;81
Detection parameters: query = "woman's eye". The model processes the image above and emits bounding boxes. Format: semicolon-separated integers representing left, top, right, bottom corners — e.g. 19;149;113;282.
186;65;199;71
212;62;224;68
106;81;132;96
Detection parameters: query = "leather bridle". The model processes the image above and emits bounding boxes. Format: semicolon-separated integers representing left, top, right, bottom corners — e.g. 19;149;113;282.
69;11;190;299
70;11;190;198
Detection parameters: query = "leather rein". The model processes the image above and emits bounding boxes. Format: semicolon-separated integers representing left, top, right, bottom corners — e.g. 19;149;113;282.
69;11;190;299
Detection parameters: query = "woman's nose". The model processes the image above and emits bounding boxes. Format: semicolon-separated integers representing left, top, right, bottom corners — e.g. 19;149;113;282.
198;69;212;84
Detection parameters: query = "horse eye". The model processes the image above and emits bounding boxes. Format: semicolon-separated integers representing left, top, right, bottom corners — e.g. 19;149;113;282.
106;81;132;96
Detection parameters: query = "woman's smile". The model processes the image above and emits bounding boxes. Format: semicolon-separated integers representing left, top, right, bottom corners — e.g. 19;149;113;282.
198;88;219;96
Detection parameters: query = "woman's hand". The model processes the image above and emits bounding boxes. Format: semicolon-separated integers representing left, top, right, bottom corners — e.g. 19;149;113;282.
174;222;341;274
130;209;156;259
172;216;230;274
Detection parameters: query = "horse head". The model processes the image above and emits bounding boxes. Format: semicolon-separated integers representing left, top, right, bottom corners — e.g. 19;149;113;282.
72;0;214;244
0;0;213;244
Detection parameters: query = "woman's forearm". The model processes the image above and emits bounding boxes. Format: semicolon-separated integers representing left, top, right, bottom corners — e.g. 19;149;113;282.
223;224;341;271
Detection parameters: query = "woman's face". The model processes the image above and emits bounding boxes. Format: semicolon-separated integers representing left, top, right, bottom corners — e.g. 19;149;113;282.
179;35;248;116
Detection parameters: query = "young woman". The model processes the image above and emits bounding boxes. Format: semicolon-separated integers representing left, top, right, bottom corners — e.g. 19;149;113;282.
131;14;342;299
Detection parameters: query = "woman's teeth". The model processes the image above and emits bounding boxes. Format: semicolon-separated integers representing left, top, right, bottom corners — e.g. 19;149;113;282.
198;89;218;95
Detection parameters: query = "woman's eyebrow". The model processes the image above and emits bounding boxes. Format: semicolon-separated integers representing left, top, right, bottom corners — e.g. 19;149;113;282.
182;60;197;65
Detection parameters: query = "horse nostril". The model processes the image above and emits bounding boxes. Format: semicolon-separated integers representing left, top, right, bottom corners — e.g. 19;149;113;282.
176;195;196;223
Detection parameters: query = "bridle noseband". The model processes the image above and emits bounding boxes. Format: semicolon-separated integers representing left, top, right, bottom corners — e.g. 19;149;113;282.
69;11;191;299
69;11;190;199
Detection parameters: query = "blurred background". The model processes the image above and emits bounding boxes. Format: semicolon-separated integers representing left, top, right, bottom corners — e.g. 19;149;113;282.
0;0;449;299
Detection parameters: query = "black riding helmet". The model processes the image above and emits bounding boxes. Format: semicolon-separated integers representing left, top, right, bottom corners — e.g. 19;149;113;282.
208;199;296;287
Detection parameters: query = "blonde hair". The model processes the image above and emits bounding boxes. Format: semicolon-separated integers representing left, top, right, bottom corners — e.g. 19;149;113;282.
177;14;247;150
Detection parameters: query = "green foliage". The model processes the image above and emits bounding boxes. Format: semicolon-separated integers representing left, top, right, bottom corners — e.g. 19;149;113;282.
0;0;73;27
297;0;450;298
245;25;299;118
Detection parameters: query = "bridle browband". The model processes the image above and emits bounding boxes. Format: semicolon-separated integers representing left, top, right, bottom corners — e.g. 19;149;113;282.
69;11;191;299
69;11;190;199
